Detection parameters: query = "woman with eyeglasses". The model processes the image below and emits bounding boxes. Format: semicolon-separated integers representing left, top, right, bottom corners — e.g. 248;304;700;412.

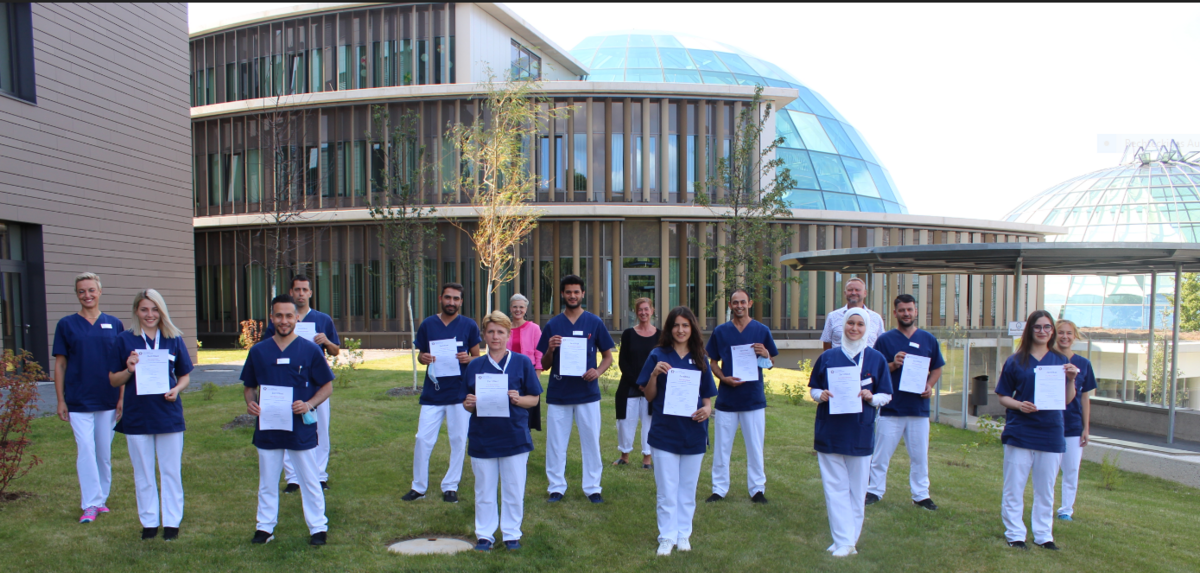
995;310;1079;551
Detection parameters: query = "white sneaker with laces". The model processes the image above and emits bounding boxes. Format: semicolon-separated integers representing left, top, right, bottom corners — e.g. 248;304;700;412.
676;537;691;552
656;541;675;556
831;546;857;557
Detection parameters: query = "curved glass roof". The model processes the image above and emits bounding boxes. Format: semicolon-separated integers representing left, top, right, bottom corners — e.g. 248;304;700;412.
571;31;907;214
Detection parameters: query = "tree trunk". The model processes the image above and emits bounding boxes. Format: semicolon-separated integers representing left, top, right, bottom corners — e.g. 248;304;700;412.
408;290;418;390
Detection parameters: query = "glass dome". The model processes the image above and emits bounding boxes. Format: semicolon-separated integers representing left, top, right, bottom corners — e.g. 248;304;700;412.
570;31;907;214
1004;142;1200;328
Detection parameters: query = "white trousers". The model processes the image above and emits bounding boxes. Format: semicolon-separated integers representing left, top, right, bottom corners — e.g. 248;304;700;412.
652;448;703;544
616;396;652;456
69;410;115;509
126;432;184;528
818;453;870;551
411;404;469;494
868;416;930;501
471;453;529;543
1057;438;1084;517
545;402;604;496
1002;445;1061;544
284;399;330;483
711;408;766;497
257;448;327;535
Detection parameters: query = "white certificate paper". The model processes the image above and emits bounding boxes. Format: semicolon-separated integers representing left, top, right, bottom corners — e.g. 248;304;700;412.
475;374;511;418
294;322;317;342
559;337;588;377
1034;365;1066;411
898;355;931;395
429;338;461;378
135;349;171;395
663;369;702;417
828;366;863;415
730;344;759;382
259;385;294;431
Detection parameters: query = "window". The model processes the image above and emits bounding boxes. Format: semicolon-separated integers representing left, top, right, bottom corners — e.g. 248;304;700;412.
510;40;541;80
1;4;35;103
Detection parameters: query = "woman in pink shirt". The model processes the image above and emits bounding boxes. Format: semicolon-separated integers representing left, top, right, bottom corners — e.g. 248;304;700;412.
506;294;543;370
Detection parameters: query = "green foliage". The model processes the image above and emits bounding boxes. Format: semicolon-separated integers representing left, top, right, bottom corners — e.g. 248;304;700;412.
779;359;813;406
0;350;43;495
694;85;798;304
976;416;1003;446
200;382;219;401
238;319;263;350
951;442;980;467
330;338;365;389
1176;272;1200;332
1138;306;1187;404
1101;452;1123;490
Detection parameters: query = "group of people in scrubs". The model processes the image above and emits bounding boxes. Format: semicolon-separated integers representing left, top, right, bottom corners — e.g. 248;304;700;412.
53;268;1099;556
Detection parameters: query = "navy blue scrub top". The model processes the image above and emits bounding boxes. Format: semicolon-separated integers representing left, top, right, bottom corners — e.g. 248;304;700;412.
263;308;340;349
808;347;892;457
536;311;615;405
464;351;543;459
636;347;718;456
415;314;482;406
53;313;124;413
704;319;779;412
1063;354;1097;438
240;337;335;450
111;331;194;435
994;352;1069;453
874;328;945;418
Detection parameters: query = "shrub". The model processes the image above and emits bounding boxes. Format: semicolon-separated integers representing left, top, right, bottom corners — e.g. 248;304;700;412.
950;442;979;467
777;359;813;406
977;416;1003;446
1101;452;1123;490
330;338;365;389
201;382;219;401
0;350;44;496
238;319;264;350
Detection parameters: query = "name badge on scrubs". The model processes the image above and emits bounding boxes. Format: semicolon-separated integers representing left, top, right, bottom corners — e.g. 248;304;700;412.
909;342;920;349
573;331;583;336
168;354;176;362
457;339;464;347
861;377;873;387
101;323;113;329
277;358;291;365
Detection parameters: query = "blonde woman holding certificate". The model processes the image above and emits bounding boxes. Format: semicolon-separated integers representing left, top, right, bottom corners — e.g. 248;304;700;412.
807;308;892;557
994;310;1078;551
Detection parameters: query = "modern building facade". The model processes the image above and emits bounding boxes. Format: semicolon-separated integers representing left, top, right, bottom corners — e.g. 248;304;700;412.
190;2;1056;350
0;3;195;368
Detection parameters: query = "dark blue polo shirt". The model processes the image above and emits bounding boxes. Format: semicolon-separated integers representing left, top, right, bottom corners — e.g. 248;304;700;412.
536;311;615;405
637;347;719;456
1063;354;1097;438
414;314;482;406
995;352;1069;453
263;308;340;348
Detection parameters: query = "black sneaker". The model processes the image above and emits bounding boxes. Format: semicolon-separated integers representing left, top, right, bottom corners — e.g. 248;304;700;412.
705;493;724;503
283;483;300;494
864;493;881;505
474;538;493;551
913;498;938;511
588;493;604;504
751;492;769;504
547;492;564;503
163;527;179;541
320;481;329;490
141;527;158;540
443;491;459;503
1007;540;1028;550
401;489;425;502
310;531;327;546
251;530;274;544
1037;541;1060;551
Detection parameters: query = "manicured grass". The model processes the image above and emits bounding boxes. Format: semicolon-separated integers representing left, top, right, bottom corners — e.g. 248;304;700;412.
196;348;249;365
4;353;1199;572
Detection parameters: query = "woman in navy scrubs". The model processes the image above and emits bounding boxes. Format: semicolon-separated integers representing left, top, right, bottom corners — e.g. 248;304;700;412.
462;311;542;552
1053;319;1096;522
52;272;124;524
108;289;193;540
995;310;1078;550
636;306;717;557
808;307;892;557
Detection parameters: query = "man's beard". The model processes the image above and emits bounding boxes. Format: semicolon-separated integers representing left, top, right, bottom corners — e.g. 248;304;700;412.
442;304;459;316
897;318;914;328
564;299;581;309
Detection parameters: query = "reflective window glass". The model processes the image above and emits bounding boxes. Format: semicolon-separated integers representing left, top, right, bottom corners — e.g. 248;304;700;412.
1100;187;1125;204
659;48;694;69
778;148;818;189
865;162;897;202
858;197;885;213
1151;187;1174;202
626;47;660;68
576;36;604;49
1121;204;1147;225
787;111;836;154
626;68;664;82
765;78;790;88
653;35;684;48
775;112;804;149
823;192;859;212
571;49;596;66
841;124;878;164
687;49;727;71
663;69;701;83
591;48;626;69
700;71;736;85
883;201;902;214
1177;186;1199;201
1089;178;1110;190
743;55;776;78
714;52;755;75
817;116;860;159
786;190;824;210
734;74;763;86
841;158;880;197
1043;209;1069;226
1084;225;1115;242
794;86;832;118
811;91;849;123
809;152;853;193
600;35;628;48
628;35;655;47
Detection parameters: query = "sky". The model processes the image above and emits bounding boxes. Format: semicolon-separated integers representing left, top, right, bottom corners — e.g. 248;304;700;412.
189;3;1200;221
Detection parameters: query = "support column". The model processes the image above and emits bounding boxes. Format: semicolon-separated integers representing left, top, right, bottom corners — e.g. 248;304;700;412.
791;225;801;330
807;224;817;329
698;222;708;329
825;226;837;316
717;223;727;322
641;98;651;203
586;98;594;202
771;223;782;330
532;225;541;324
918;229;929;328
572;221;581;276
612;221;622;329
552;222;561;314
872;227;885;312
660;97;670;200
679;222;689;310
660;221;670;323
592;221;601;316
566;98;574;203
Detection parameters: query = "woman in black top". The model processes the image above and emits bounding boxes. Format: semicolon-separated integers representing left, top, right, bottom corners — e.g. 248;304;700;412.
614;297;658;468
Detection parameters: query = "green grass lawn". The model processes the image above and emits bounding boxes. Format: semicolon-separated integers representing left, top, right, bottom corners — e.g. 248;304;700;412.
4;353;1199;572
196;348;249;364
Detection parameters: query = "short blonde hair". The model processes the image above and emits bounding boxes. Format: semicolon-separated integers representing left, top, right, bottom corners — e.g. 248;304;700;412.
74;272;102;290
633;297;654;313
481;310;512;332
1055;319;1085;342
130;289;184;339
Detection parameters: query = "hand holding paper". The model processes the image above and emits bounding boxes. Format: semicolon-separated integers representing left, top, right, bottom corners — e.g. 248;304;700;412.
1034;365;1066;411
294;322;317;342
429;339;461;378
663;369;702;417
258;385;294;431
559;337;588;377
135;349;171;395
475;374;511;418
731;344;759;382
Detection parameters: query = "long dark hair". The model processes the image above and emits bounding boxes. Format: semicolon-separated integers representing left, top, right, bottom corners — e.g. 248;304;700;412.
657;306;709;373
1015;309;1064;367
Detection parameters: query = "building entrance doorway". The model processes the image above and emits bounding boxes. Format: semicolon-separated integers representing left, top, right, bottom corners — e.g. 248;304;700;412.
621;269;660;328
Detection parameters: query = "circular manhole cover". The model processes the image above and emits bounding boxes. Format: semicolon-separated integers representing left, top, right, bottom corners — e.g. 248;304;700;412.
388;538;473;555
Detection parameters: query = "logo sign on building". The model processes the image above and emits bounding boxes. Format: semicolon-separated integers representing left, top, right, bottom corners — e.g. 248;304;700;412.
1008;321;1026;336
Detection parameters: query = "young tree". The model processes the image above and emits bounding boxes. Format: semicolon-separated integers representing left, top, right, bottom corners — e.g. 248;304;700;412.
368;104;440;389
0;350;44;496
694;85;798;312
1175;272;1200;332
446;75;557;313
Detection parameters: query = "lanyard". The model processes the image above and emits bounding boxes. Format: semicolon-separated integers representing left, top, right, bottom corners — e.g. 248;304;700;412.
487;351;511;374
143;329;160;350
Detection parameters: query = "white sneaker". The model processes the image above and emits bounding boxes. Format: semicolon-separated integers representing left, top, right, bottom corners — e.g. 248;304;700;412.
657;541;675;556
826;543;836;552
831;546;857;557
677;538;691;552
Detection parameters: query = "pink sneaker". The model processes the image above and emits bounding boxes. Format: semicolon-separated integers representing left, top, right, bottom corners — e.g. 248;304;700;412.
96;506;110;514
80;507;99;523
